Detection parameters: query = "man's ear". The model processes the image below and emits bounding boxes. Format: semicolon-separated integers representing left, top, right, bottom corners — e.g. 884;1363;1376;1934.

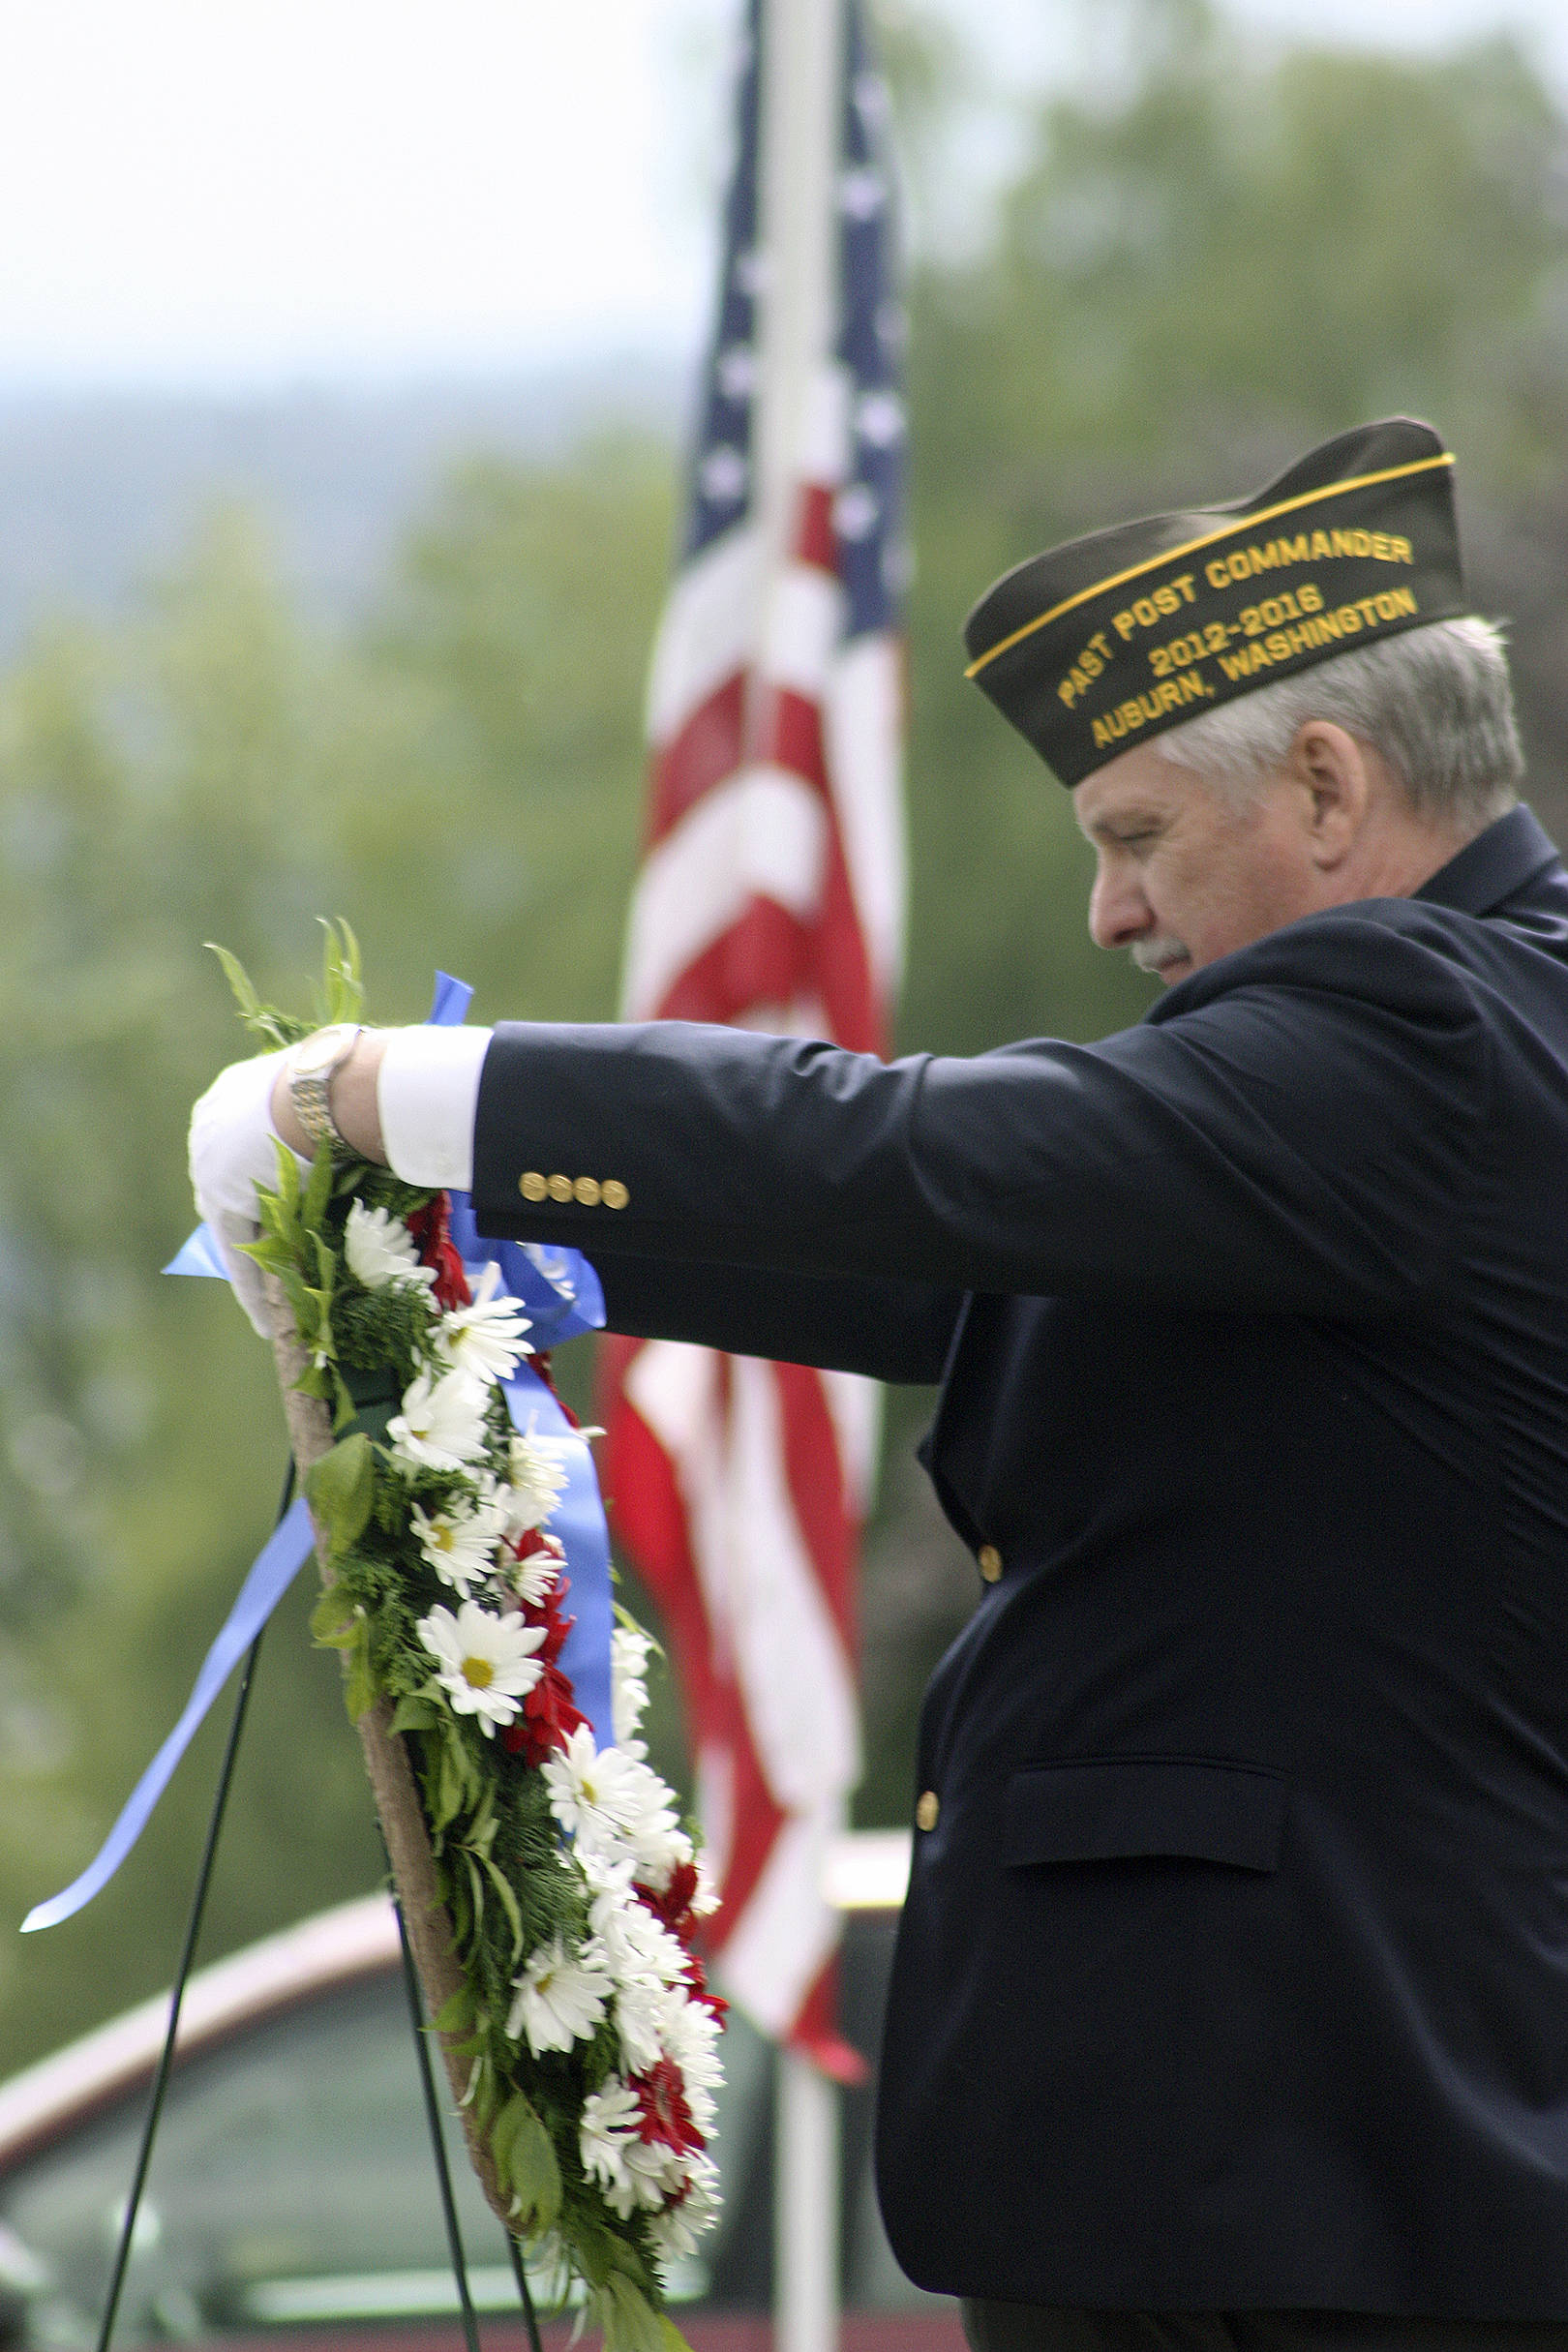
1288;721;1371;872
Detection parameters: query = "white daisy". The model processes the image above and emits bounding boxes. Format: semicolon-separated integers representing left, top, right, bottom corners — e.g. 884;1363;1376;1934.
611;1624;655;1756
434;1261;531;1383
688;1854;721;1918
388;1368;492;1473
647;2156;722;2266
410;1490;509;1595
578;1847;638;1914
344;1201;437;1294
622;2135;683;2212
417;1601;545;1734
624;1812;695;1885
506;1429;571;1533
505;1932;612;2054
592;1884;688;1995
611;1972;676;2078
508;1531;566;1607
578;1856;710;2080
660;1999;722;2133
543;1725;684;1863
579;2078;643;2216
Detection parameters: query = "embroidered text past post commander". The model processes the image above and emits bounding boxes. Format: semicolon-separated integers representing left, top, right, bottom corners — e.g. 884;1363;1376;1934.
193;419;1568;2352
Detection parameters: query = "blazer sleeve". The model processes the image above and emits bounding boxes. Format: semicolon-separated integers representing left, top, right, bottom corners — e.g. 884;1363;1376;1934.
588;1252;961;1384
469;909;1493;1321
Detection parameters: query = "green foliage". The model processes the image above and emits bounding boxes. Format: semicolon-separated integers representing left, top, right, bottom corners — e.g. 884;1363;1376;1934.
303;1434;377;1561
589;2270;690;2352
208;920;362;1050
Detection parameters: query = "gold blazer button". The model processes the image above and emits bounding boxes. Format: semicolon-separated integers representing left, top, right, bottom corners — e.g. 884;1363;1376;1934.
574;1176;602;1206
601;1179;630;1210
978;1544;1003;1583
547;1173;574;1203
916;1791;940;1832
519;1171;547;1202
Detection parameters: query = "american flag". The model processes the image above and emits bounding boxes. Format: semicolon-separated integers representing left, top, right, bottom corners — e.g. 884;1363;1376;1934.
600;0;905;2067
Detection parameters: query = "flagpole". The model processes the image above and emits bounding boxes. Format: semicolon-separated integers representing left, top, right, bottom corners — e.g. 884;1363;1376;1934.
777;2037;843;2352
756;5;848;2343
755;0;841;569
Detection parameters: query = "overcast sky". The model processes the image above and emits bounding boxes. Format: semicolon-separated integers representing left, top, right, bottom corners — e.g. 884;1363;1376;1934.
0;0;1562;392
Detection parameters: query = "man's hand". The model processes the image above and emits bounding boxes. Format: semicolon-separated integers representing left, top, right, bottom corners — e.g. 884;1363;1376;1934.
266;1028;391;1162
190;1029;393;1335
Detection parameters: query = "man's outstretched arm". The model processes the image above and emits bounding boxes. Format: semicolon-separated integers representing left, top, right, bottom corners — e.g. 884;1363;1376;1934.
203;909;1490;1341
190;1022;959;1383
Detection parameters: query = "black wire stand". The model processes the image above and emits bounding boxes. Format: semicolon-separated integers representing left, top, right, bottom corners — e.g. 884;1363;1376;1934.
93;1463;546;2352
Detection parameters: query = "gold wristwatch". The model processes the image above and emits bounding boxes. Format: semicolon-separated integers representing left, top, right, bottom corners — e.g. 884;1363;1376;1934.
286;1023;364;1156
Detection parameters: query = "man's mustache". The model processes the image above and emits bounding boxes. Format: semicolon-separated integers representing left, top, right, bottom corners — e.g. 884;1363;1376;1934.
1131;936;1191;976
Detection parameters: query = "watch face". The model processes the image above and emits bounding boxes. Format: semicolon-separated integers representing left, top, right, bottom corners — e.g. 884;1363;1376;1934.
292;1024;358;1078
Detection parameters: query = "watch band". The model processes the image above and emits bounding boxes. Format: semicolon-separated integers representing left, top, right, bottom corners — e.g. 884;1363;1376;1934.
287;1024;363;1157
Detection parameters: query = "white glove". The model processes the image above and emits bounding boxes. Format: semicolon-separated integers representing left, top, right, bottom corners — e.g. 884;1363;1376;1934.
188;1049;309;1338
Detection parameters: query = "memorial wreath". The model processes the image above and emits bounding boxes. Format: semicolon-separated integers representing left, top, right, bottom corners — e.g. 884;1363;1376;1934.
221;928;724;2352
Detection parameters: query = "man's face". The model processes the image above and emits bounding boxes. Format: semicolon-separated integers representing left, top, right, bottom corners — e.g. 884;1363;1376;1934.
1073;741;1315;985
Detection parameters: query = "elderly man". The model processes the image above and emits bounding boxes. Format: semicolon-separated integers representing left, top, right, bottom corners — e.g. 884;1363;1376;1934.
193;419;1568;2350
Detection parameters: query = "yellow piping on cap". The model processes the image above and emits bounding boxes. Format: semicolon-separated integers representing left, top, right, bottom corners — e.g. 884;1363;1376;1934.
964;452;1456;680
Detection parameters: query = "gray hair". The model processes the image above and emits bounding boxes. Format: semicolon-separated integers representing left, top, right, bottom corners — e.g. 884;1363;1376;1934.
1156;616;1523;831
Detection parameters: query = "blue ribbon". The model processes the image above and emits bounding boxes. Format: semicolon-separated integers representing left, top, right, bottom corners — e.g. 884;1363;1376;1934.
21;1498;317;1932
401;975;611;1734
27;977;614;1932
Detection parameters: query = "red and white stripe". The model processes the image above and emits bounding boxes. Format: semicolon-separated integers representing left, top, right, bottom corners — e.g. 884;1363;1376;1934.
603;363;903;2064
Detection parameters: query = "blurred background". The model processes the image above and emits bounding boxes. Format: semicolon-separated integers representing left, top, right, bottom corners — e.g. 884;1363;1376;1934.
0;0;1565;2074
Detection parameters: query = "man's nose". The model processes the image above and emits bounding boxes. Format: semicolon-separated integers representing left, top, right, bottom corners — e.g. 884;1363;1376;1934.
1088;863;1152;951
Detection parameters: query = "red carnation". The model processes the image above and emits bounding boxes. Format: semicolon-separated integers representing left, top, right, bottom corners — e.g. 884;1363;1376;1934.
512;1525;564;1565
502;1662;588;1764
630;2058;705;2156
681;1948;729;2027
636;1860;700;1944
407;1192;470;1312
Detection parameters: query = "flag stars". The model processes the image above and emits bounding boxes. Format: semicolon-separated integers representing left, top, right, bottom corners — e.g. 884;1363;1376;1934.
834;483;879;542
700;445;748;505
840;167;887;221
857;389;905;448
853;73;890;132
876;300;908;355
716;344;758;402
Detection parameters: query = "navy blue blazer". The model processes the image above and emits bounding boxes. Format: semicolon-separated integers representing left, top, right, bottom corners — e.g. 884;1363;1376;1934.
470;804;1568;2316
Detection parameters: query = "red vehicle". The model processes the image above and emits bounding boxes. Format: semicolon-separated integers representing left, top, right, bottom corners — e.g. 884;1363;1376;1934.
0;1834;962;2351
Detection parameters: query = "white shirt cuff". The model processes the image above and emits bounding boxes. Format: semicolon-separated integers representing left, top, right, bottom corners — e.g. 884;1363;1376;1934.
377;1025;493;1191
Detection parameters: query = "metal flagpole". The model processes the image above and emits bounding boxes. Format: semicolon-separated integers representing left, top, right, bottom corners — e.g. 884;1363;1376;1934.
776;2043;843;2352
754;0;847;2346
754;0;841;571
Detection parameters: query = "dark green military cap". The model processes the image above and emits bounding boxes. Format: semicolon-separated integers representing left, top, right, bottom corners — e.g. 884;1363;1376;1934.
963;418;1466;788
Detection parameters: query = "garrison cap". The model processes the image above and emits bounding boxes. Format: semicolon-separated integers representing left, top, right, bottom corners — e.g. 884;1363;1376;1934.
963;418;1465;788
